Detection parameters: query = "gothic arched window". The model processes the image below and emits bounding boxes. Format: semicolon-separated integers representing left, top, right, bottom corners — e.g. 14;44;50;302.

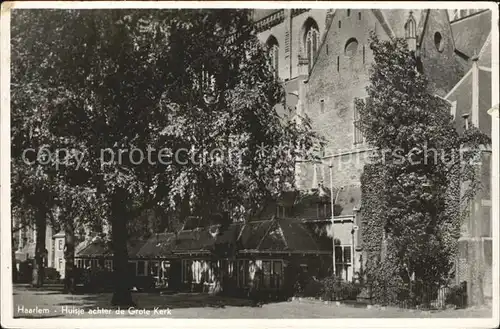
303;19;320;71
266;36;279;77
404;11;416;39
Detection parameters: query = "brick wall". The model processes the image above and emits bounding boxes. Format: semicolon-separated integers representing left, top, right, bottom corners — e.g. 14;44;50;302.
419;10;465;97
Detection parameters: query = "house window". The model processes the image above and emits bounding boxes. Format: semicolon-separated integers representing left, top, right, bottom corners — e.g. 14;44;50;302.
334;245;352;280
137;260;145;276
105;259;113;271
84;259;90;268
58;239;64;251
128;261;137;276
338;20;341;28
362;45;366;64
148;260;160;277
358;12;362;20
347;9;351;17
237;260;250;288
305;23;320;71
272;261;283;289
276;205;286;218
337;56;340;72
267;37;279;77
320;99;325;113
58;258;63;270
262;260;271;288
353;98;365;144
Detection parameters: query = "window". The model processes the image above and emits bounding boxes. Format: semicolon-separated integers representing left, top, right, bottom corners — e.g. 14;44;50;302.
105;259;113;271
320;99;325;113
137;260;145;276
337;56;340;72
353;98;365;144
334;246;352;280
276;205;286;218
358;12;362;20
272;261;283;289
58;258;63;270
304;22;320;71
267;36;279;77
347;9;351;17
58;239;64;251
404;12;416;39
237;260;250;287
338;20;341;28
262;261;271;288
362;45;366;64
344;38;359;57
434;32;444;52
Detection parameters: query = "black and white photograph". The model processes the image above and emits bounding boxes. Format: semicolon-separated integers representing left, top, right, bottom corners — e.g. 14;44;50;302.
1;2;498;328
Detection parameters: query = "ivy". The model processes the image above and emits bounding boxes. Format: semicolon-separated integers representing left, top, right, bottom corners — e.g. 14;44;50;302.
359;33;490;305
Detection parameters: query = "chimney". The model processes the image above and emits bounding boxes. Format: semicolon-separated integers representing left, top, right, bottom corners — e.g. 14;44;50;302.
471;52;479;127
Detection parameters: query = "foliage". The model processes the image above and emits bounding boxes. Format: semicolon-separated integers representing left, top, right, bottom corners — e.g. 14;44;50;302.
358;33;489;304
445;281;468;308
319;276;361;301
296;276;361;301
12;9;319;305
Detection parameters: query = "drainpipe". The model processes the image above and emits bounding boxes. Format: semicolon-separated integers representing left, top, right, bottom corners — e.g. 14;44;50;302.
471;54;479;127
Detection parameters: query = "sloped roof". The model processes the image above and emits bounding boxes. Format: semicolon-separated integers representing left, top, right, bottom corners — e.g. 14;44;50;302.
451;10;492;58
136;233;176;258
240;218;332;253
77;238;148;258
335;185;362;216
478;33;492;67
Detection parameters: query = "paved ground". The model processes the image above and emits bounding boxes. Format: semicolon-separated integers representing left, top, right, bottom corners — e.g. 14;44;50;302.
12;284;492;319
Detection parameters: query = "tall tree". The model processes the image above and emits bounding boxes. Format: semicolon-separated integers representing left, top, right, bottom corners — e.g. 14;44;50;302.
26;9;319;306
357;33;489;304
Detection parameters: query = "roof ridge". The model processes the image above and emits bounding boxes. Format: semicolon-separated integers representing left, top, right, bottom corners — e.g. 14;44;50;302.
297;220;321;251
256;216;277;250
450;9;491;25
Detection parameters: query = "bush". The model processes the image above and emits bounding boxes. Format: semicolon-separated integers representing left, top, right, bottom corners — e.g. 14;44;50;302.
44;267;61;281
319;276;362;301
445;281;467;308
302;277;323;298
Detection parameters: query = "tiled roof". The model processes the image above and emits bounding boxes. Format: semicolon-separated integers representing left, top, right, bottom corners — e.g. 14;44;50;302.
76;217;335;258
136;233;176;258
451;10;491;58
76;238;148;258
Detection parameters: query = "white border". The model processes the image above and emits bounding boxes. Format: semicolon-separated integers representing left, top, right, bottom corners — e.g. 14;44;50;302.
1;2;499;329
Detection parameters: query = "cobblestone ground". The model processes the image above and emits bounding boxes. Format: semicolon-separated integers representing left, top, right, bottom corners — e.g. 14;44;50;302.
12;284;492;319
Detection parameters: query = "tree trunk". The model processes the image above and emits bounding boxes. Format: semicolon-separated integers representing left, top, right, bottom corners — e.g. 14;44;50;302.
32;209;46;287
63;219;76;293
110;191;135;307
12;242;18;283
